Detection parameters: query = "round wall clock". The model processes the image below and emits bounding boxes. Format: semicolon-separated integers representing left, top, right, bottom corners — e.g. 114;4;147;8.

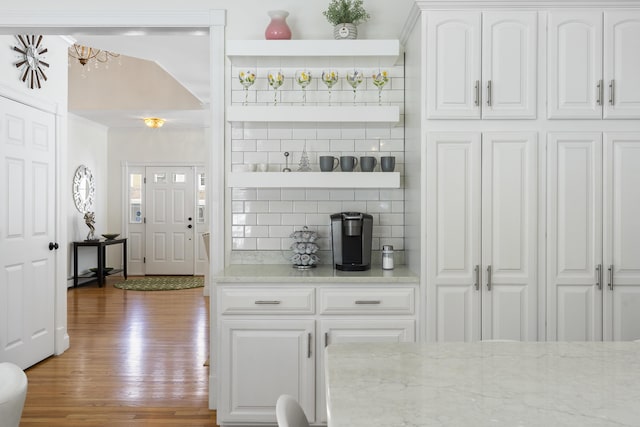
72;165;96;214
12;35;50;89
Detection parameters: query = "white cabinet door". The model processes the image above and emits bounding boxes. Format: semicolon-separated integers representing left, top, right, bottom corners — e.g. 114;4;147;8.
547;11;603;119
316;319;415;423
546;132;603;341
218;319;315;424
481;132;538;341
426;132;482;341
482;12;537;119
603;12;640;119
427;12;481;119
603;133;640;341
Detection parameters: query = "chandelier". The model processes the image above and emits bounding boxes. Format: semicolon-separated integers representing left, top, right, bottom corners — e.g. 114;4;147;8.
143;117;166;129
68;44;120;67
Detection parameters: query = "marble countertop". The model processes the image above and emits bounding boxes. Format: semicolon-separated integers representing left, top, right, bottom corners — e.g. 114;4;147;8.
326;342;640;427
214;264;418;284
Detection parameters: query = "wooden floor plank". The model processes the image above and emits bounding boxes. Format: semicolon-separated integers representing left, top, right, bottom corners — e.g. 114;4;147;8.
20;278;216;426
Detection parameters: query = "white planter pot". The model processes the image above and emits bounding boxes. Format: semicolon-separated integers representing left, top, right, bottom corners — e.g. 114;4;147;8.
333;23;357;40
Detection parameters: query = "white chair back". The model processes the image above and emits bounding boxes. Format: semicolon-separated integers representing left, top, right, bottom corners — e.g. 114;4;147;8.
0;362;28;427
276;394;309;427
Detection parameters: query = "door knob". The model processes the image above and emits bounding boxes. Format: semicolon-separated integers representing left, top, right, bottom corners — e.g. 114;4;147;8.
48;242;59;251
188;224;193;229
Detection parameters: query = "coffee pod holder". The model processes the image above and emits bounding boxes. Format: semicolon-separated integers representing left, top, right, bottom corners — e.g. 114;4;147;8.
289;226;319;269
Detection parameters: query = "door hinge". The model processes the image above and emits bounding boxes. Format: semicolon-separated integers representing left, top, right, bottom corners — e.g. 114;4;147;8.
143;257;146;263
144;177;147;184
143;217;146;224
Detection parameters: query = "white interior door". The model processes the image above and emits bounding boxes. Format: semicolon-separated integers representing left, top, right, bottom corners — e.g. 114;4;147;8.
0;96;56;368
145;166;195;275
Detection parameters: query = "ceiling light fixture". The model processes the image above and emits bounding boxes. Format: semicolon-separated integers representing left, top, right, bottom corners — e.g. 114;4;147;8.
143;117;166;129
68;44;120;67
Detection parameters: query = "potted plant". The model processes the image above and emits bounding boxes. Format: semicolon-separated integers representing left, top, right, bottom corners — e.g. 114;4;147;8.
322;0;370;40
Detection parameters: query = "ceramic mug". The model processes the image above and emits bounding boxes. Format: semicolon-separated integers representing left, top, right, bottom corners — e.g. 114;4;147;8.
360;156;377;172
340;156;358;172
381;156;396;172
319;156;339;172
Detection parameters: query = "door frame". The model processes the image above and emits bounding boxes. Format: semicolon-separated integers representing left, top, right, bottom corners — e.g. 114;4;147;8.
0;9;226;409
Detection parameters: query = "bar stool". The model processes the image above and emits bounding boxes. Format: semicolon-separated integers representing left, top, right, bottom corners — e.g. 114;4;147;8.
0;362;28;427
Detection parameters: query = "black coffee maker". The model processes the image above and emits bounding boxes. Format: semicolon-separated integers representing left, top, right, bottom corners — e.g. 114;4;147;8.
330;212;373;271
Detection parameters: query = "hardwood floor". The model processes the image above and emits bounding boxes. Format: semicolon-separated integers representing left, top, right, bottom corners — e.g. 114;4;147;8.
20;278;216;426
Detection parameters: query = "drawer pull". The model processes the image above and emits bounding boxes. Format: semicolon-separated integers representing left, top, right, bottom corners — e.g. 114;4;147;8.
355;300;381;305
254;300;281;305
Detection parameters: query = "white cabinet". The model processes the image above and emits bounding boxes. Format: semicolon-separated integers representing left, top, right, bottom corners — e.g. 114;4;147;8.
218;319;315;424
547;132;640;341
426;132;538;342
426;11;537;119
548;11;640;119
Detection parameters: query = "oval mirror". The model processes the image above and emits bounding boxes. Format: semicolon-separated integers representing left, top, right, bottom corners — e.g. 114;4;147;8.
72;165;95;213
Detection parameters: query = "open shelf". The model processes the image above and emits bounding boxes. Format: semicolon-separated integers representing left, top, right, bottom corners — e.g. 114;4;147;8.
227;106;399;124
226;39;401;67
228;172;400;188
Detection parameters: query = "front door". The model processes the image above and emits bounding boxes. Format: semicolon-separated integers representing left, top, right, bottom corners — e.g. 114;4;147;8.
0;95;56;368
145;166;195;275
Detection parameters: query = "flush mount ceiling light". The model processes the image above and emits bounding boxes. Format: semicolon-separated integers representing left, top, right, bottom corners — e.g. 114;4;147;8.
143;117;166;128
68;43;120;67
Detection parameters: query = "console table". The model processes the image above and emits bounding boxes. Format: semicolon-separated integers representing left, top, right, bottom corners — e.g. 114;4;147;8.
73;238;127;287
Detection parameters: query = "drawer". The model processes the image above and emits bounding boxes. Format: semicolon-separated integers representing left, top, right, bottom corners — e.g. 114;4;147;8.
218;287;315;315
318;287;415;315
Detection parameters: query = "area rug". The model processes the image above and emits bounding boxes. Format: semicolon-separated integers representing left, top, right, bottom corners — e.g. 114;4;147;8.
113;276;204;291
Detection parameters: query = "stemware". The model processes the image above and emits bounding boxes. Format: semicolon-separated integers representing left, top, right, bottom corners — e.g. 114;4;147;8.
295;70;312;105
321;70;339;106
371;70;390;105
267;70;285;106
238;70;256;106
346;69;364;104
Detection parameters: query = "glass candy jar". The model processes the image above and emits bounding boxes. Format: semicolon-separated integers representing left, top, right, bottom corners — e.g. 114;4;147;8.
290;226;319;269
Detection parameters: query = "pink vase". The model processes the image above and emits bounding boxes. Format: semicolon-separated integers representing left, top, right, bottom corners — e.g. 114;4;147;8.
265;10;292;40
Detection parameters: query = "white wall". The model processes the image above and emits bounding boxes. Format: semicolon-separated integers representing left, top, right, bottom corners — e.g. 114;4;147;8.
67;114;109;283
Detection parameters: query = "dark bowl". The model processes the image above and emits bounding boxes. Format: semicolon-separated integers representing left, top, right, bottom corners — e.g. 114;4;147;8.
102;233;120;240
89;267;114;273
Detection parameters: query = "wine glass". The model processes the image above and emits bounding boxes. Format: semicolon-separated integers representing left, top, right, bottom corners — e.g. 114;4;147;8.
371;70;390;105
346;69;364;104
321;70;339;106
238;70;256;106
267;70;285;106
295;70;312;105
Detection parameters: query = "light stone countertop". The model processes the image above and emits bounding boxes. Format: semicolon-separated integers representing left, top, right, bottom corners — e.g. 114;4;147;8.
326;341;640;427
214;264;418;284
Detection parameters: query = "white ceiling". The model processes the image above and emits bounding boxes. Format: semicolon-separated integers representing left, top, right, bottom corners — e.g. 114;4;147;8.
69;33;210;129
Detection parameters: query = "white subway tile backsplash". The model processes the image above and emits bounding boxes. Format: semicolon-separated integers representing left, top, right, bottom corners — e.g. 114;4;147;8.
257;188;281;201
244;201;269;213
330;139;355;152
269;201;293;213
232;139;257;152
281;189;306;200
379;213;403;226
392;225;405;238
231;226;244;237
268;127;293;140
354;139;381;152
305;189;330;200
257;238;282;250
355;190;380;201
306;214;331;226
244;225;269;238
380;139;404;152
330;189;355;201
380;189;404;201
257;213;281;225
293;127;318;140
341;201;367;212
232;201;245;213
317;127;341;139
317;201;343;214
293;201;318;213
243;124;268;140
256;139;281;152
232;213;257;226
366;200;392;213
340;127;366;140
233;238;257;250
243;152;269;164
281;213;307;225
232;188;257;201
392;201;404;213
269;226;295;238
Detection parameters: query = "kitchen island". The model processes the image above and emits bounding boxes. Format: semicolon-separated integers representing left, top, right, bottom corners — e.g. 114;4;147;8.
325;341;640;427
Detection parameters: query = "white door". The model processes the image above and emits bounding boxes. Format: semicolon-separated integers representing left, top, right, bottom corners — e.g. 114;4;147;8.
481;132;538;341
218;319;315;424
603;12;640;119
547;11;603;119
481;12;537;119
603;133;640;341
0;96;56;368
547;132;603;341
317;319;415;422
426;11;481;119
426;132;482;342
145;166;195;275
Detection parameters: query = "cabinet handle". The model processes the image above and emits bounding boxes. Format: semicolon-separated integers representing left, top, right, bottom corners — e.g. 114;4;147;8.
307;332;312;358
325;332;329;348
486;80;492;107
474;265;480;290
608;265;614;290
595;264;602;290
609;80;615;105
596;80;603;105
355;300;381;305
474;80;480;106
486;265;492;291
254;300;281;305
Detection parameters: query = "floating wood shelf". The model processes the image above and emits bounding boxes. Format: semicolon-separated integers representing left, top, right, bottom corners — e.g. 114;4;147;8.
228;172;400;188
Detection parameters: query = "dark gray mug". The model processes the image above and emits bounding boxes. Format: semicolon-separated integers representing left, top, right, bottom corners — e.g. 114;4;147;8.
340;156;358;172
319;156;339;172
381;156;396;172
360;156;377;172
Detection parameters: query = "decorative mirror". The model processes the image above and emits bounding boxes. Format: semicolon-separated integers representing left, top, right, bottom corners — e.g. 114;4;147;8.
72;165;95;213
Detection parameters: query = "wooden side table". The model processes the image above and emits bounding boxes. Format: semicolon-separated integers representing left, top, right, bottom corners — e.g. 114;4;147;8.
73;238;128;287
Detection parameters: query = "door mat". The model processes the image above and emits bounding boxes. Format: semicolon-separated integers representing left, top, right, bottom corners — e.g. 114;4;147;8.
113;276;204;291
